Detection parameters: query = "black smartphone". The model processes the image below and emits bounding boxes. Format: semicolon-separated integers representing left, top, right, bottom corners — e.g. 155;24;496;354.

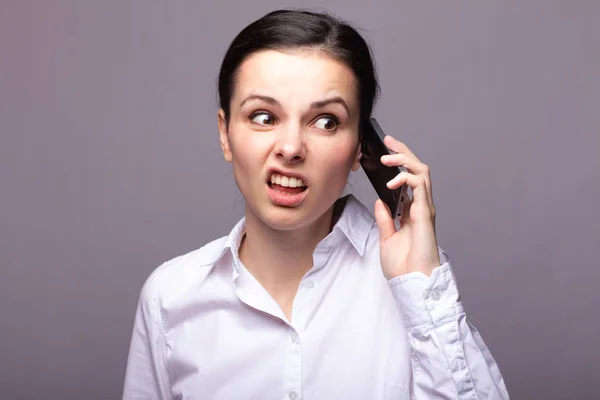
360;118;409;218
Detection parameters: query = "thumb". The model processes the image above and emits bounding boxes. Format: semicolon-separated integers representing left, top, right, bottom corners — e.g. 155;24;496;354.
374;199;396;242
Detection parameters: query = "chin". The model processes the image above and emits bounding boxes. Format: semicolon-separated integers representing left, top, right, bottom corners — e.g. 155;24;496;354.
258;206;316;231
243;183;342;231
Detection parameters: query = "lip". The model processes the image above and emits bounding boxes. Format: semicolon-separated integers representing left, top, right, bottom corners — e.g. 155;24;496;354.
266;168;308;186
266;182;309;207
265;167;309;207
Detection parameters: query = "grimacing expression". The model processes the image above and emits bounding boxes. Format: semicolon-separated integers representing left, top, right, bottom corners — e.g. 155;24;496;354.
218;50;362;230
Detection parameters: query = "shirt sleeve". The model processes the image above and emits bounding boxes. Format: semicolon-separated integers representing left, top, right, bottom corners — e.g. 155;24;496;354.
387;249;509;399
123;267;171;400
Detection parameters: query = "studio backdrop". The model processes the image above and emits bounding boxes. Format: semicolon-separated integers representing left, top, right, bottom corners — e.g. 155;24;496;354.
1;1;598;399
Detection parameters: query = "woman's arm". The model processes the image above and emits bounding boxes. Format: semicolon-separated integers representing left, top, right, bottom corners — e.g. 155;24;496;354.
389;251;509;399
123;269;170;400
373;136;509;398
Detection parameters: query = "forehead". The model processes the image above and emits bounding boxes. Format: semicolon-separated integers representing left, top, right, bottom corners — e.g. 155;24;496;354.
234;49;358;107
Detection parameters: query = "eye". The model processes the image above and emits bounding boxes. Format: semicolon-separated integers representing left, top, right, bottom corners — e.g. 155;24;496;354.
313;116;339;131
250;112;276;126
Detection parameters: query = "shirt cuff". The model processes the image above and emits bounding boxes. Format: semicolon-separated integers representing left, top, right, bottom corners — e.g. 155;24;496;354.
387;253;464;330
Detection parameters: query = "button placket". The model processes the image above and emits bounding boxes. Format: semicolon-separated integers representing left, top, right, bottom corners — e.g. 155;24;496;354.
291;332;300;344
293;277;317;323
284;326;302;400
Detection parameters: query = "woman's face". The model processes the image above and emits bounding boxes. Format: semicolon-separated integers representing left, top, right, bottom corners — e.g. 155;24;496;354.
218;49;362;231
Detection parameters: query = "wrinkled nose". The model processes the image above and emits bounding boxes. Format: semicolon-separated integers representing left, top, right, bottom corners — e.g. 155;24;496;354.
274;124;306;164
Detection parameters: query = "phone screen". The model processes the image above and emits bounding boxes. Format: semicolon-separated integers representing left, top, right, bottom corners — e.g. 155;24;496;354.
360;118;408;218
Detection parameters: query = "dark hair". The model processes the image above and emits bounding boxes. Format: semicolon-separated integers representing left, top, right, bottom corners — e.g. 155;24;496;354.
217;9;380;130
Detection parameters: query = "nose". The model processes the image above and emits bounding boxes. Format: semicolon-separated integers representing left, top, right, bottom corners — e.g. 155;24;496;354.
274;123;306;164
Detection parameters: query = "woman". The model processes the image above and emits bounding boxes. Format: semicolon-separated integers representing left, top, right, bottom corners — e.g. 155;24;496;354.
124;9;508;399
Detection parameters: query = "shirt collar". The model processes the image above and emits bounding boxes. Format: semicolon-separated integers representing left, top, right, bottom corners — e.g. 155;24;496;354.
330;194;375;257
224;217;246;272
216;194;375;267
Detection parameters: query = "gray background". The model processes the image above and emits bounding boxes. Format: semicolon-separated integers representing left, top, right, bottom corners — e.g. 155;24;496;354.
1;1;598;399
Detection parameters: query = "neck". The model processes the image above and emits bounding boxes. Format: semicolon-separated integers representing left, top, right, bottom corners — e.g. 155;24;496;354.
239;197;348;298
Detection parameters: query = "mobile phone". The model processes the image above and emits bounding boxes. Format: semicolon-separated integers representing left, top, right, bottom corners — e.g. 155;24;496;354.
360;118;409;218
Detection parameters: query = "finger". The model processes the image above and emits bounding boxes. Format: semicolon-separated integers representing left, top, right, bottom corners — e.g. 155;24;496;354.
382;153;434;214
380;153;427;175
383;136;420;161
381;136;436;219
374;199;396;242
385;171;431;218
399;198;412;224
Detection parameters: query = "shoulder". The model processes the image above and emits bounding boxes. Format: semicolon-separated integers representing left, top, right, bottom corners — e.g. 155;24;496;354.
137;235;230;307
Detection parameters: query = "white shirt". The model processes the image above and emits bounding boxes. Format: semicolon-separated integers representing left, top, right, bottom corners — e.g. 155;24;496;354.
123;195;509;399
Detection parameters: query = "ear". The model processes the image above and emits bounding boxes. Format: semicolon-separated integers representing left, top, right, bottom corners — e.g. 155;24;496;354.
351;141;362;172
218;109;232;162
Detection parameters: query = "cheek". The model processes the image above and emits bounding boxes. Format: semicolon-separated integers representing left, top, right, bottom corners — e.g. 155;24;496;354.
315;141;359;181
228;131;269;178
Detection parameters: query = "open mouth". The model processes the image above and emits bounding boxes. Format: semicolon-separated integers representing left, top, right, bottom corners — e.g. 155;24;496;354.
268;173;307;194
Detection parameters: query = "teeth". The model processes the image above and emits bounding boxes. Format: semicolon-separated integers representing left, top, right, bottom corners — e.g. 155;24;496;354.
269;173;306;188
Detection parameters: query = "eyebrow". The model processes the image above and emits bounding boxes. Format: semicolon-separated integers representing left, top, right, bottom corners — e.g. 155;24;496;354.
311;97;350;115
239;95;280;108
239;95;351;115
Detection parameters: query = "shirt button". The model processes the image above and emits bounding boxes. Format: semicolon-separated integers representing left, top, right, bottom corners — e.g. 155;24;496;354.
305;280;315;289
291;332;299;344
289;390;299;400
430;290;441;301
